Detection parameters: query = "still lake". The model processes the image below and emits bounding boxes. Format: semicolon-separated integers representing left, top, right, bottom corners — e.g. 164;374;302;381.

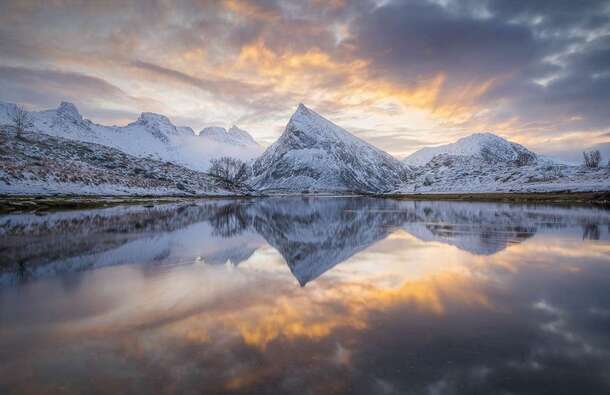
1;197;610;394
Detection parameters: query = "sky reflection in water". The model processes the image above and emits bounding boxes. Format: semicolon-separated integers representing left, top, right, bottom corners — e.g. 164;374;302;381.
1;197;610;394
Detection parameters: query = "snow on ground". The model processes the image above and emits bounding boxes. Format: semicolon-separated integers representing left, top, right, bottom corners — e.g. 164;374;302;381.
397;154;610;193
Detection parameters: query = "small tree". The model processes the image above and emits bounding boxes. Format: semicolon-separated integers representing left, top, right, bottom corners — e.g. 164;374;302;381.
11;105;33;138
583;149;601;168
208;156;248;185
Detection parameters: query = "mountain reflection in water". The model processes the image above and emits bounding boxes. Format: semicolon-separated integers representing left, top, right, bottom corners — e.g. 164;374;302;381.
1;197;610;394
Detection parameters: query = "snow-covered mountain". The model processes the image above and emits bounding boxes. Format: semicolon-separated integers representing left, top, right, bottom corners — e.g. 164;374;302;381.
250;104;409;193
199;125;260;148
404;133;539;167
399;132;610;193
0;101;262;171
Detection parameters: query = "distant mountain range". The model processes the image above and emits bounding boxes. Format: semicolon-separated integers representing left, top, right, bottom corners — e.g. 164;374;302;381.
0;101;262;172
0;100;608;195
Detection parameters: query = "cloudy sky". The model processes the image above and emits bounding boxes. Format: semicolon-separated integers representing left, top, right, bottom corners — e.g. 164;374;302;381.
1;0;609;160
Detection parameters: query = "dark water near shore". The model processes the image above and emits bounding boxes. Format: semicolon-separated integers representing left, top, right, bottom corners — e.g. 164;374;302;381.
1;197;610;394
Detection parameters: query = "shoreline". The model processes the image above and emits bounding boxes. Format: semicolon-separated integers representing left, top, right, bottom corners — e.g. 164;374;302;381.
1;191;609;213
0;195;256;213
384;191;610;206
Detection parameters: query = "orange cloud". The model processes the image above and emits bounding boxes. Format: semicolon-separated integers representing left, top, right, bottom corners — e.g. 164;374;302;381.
231;40;493;125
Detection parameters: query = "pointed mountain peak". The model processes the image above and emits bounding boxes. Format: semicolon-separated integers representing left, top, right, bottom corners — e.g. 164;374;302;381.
283;103;352;144
57;101;82;121
290;103;316;122
296;102;309;113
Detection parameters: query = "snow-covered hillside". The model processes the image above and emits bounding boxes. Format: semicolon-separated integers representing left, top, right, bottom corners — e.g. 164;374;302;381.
404;133;540;167
399;133;609;193
399;154;610;193
250;104;409;193
0;101;262;171
0;128;244;196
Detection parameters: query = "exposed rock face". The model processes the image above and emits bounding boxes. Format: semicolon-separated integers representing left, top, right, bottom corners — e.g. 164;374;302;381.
250;104;410;193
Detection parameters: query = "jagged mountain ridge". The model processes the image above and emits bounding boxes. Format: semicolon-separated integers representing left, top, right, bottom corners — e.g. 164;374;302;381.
2;100;608;195
200;125;260;148
0;101;262;171
403;132;540;167
250;104;409;193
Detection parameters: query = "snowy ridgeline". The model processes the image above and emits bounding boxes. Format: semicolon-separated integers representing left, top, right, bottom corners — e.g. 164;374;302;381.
0;100;608;195
0;101;262;172
248;105;608;194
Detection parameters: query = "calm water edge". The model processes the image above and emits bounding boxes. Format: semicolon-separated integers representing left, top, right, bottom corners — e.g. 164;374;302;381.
1;197;610;394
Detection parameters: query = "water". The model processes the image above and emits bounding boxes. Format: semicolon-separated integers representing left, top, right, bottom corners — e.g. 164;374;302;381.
1;197;610;394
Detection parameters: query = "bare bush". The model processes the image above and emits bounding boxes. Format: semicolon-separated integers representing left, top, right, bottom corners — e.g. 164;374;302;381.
208;156;248;185
583;150;601;168
11;105;33;138
550;165;563;178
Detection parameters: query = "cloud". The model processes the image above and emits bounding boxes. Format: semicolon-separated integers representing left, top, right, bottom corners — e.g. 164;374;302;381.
0;65;150;118
0;0;608;157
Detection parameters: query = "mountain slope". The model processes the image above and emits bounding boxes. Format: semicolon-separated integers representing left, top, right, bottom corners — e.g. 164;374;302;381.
0;101;262;171
250;104;409;193
404;133;539;167
0;128;243;196
400;153;610;193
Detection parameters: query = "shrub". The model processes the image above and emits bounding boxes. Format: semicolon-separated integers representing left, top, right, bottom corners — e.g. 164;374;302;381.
208;156;248;185
583;150;601;168
11;105;33;138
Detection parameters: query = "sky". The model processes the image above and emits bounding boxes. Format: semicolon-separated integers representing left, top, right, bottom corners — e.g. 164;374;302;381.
1;0;609;160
